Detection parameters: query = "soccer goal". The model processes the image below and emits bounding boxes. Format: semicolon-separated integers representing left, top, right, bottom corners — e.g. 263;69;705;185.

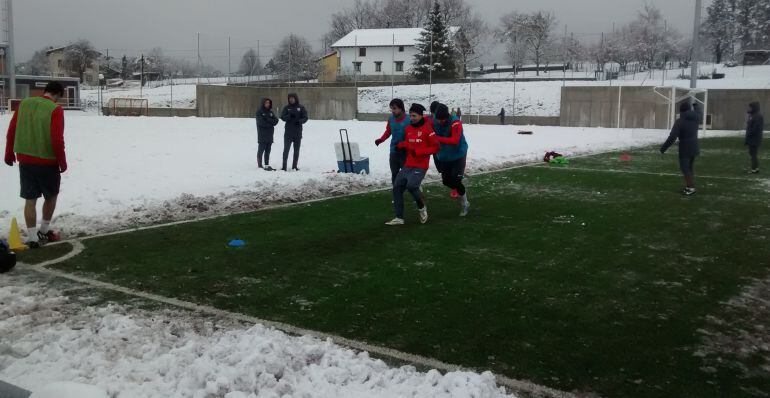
653;86;710;131
107;98;149;116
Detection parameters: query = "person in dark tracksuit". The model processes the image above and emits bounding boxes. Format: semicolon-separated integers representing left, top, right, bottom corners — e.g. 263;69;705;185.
745;101;764;174
375;98;410;183
280;93;308;171
433;104;471;216
661;101;700;196
498;108;506;125
256;98;279;171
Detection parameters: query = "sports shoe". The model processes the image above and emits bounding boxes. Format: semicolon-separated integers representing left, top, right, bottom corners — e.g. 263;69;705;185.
265;166;276;171
292;167;300;171
38;230;61;243
683;187;696;196
460;201;470;217
419;207;429;224
450;189;459;198
385;218;405;226
748;169;760;174
25;240;41;249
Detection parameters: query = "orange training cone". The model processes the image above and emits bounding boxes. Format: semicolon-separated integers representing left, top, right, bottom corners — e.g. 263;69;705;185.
8;218;27;251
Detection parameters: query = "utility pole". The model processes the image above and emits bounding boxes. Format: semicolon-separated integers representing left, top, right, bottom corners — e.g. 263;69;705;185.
140;53;144;98
690;0;702;89
429;31;433;104
7;0;15;99
197;32;201;85
227;36;231;85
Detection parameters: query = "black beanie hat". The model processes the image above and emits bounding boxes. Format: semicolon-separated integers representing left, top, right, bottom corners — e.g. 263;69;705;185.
430;101;440;114
409;103;426;114
389;98;405;111
435;104;451;120
679;102;692;113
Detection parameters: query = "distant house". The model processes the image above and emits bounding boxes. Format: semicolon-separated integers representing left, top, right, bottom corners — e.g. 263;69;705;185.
46;46;100;85
0;43;80;108
330;27;458;82
741;50;770;66
318;51;339;83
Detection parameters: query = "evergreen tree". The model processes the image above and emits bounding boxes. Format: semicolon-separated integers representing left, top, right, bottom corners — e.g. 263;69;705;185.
413;1;457;81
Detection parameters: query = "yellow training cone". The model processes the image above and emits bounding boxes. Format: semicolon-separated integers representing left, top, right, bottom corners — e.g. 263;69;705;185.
8;217;27;251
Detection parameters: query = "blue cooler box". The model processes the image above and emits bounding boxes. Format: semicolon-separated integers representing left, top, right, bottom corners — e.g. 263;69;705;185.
338;157;370;174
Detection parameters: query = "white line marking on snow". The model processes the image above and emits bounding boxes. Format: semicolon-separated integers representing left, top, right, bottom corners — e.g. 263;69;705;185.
533;165;766;181
24;244;576;398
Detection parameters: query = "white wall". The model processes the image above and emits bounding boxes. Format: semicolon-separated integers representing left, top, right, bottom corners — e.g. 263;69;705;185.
336;46;418;77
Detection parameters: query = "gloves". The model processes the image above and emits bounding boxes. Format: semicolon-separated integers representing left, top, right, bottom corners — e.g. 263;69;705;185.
396;141;409;150
375;138;384;146
4;152;14;166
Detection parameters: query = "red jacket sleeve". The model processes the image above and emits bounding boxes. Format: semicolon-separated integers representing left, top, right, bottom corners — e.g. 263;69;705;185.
4;109;18;164
50;107;67;170
414;132;440;156
378;121;392;141
436;121;463;146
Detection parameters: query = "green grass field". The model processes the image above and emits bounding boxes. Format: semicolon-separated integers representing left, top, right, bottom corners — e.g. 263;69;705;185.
39;137;770;397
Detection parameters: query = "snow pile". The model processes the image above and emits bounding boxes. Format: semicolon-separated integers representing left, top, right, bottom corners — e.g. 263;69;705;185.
0;273;514;398
30;382;109;398
0;114;739;238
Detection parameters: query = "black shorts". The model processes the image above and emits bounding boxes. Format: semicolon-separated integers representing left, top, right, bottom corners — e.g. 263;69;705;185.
19;164;61;200
435;157;467;179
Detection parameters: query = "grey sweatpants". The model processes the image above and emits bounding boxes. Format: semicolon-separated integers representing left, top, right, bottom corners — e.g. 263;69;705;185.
393;167;426;219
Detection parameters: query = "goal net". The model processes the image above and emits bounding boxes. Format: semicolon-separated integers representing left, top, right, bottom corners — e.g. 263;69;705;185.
107;98;149;116
653;87;710;131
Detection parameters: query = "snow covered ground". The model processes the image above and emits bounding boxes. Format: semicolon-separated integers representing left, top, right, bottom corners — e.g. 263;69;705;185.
358;64;770;116
0;114;737;239
0;270;512;398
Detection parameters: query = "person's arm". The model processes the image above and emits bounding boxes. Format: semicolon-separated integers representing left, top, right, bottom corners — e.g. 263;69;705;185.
50;107;67;172
436;121;463;145
660;120;680;154
376;121;392;145
414;132;440;156
4;109;18;166
280;106;290;122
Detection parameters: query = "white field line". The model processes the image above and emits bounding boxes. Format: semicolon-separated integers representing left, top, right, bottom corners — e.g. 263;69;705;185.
24;250;576;398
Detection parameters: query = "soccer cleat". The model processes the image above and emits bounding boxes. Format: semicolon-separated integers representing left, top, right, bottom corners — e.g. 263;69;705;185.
265;166;276;171
385;218;405;226
683;187;697;196
419;207;429;224
748;169;760;174
292;167;301;171
38;230;61;243
450;189;459;198
460;201;470;217
26;240;41;249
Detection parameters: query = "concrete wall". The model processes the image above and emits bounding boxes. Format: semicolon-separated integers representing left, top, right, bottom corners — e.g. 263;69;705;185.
356;113;559;126
197;85;357;120
561;86;770;130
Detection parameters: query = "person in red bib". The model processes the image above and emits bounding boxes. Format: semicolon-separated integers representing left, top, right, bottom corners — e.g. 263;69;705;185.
4;82;67;248
386;103;440;226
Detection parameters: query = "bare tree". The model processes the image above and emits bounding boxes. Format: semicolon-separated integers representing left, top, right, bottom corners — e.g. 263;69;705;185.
499;11;557;75
629;3;669;71
273;34;318;82
239;49;261;75
497;12;528;71
605;26;634;72
454;12;489;77
25;48;51;75
63;39;100;82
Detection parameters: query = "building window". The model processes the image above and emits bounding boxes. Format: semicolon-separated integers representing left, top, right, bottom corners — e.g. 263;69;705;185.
359;47;367;57
57;60;63;68
398;46;405;52
353;62;362;72
375;61;382;72
395;61;404;72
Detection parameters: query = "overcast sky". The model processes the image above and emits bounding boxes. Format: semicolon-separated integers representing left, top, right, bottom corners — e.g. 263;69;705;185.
11;0;708;68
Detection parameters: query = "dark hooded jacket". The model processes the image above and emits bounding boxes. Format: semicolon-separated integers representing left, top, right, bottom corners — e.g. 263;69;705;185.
280;93;309;139
746;102;764;147
661;109;700;158
256;98;279;143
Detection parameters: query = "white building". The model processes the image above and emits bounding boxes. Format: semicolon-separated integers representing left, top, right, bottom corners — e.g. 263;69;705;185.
330;28;424;81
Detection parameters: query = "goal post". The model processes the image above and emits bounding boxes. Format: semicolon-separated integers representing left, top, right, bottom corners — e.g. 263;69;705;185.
653;86;709;132
107;98;149;116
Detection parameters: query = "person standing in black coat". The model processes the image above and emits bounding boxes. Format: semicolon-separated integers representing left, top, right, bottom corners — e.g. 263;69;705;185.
256;98;279;171
745;101;764;174
661;101;701;195
498;108;506;125
280;93;309;171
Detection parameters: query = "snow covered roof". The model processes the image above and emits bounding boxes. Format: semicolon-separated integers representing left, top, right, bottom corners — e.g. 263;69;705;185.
331;27;459;48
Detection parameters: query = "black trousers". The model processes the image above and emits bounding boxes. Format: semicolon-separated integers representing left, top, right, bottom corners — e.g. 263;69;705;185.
283;136;301;169
389;150;407;184
435;156;467;196
749;145;760;170
257;142;272;167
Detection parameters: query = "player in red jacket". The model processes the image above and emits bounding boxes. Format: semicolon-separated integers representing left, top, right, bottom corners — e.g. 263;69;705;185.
386;103;440;226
